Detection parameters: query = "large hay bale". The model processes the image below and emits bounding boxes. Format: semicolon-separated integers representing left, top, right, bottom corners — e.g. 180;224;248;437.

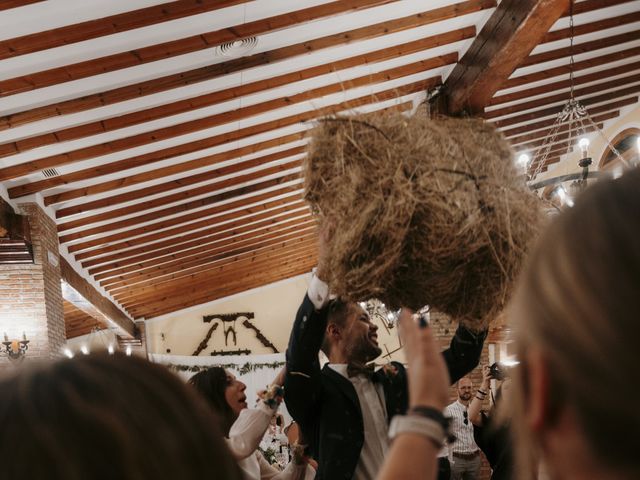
304;113;543;329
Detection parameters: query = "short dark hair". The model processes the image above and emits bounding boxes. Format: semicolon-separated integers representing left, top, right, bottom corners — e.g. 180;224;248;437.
0;353;241;480
189;366;236;435
320;297;354;355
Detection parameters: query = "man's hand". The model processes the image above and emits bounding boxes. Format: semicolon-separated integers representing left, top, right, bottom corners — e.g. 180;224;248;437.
398;308;450;410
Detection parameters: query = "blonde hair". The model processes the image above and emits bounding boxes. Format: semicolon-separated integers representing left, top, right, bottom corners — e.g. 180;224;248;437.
510;168;640;479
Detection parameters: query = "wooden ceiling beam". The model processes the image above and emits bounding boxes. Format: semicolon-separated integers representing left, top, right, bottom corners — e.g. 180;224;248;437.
501;97;637;137
1;30;460;162
443;0;568;114
115;238;316;302
107;231;317;296
118;241;317;308
95;219;316;283
491;84;640;128
0;1;44;11
3;76;435;185
59;171;303;240
0;0;491;129
521;29;640;68
56;152;304;220
503;46;640;89
543;10;640;44
0;0;250;60
517;123;603;151
486;72;640;119
0;0;396;96
59;257;135;337
23;101;407;203
87;213;313;275
26;132;303;201
490;59;640;106
129;259;317;319
77;199;309;264
509;111;619;146
67;187;304;254
567;0;637;16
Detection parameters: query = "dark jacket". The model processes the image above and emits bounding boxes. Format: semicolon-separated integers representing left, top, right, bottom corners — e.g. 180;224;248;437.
284;294;487;480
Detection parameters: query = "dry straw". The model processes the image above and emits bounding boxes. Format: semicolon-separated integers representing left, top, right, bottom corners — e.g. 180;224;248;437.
304;112;543;330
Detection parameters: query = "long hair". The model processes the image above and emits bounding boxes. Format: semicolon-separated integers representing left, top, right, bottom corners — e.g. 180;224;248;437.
188;366;236;435
0;353;241;480
510;168;640;479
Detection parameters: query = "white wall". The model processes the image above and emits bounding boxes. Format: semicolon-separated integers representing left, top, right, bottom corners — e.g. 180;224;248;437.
145;273;311;356
144;272;405;364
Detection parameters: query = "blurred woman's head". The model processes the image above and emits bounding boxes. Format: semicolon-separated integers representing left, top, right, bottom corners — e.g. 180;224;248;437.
510;169;640;479
0;353;241;480
189;367;247;435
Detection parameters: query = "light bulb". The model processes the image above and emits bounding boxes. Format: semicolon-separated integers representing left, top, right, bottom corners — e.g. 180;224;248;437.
63;348;74;359
578;137;590;150
108;344;115;354
517;153;530;166
125;345;132;356
80;345;89;355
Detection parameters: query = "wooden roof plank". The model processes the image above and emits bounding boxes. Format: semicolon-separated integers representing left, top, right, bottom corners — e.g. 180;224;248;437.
490;59;640;106
67;188;304;253
0;0;251;60
491;84;640;128
0;31;461;158
77;199;309;263
3;77;435;184
501;97;637;137
486;71;640;119
101;225;316;289
0;0;492;129
0;0;397;96
87;213;313;275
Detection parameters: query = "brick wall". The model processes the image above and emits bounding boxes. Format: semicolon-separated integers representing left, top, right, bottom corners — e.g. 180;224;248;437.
0;203;64;368
431;311;494;480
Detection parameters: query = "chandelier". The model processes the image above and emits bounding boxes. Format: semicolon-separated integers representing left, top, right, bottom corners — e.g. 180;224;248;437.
525;0;630;196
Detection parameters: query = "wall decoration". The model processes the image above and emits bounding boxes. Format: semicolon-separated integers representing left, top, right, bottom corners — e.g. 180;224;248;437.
197;312;279;354
242;319;279;353
211;349;251;356
191;322;218;356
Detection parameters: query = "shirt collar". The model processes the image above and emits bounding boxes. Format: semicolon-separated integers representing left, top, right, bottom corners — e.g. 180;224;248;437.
328;363;349;378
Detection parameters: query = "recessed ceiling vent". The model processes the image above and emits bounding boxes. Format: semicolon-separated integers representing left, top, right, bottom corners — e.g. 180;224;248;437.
42;168;59;178
216;37;258;58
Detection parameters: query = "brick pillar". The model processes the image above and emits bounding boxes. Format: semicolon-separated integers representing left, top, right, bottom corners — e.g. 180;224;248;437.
0;203;65;366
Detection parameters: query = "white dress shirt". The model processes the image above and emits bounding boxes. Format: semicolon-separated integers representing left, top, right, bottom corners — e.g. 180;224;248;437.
329;364;389;480
444;400;479;454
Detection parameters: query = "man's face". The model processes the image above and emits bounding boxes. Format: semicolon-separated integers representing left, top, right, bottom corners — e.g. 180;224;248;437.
457;379;473;401
343;303;382;363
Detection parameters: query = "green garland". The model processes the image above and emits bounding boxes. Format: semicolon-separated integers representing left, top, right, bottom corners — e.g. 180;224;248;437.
166;360;284;376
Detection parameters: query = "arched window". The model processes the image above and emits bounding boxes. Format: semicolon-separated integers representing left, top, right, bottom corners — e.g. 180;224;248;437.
599;127;640;169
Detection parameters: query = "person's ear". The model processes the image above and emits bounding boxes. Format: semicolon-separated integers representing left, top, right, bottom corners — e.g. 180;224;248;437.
524;347;552;434
326;323;341;342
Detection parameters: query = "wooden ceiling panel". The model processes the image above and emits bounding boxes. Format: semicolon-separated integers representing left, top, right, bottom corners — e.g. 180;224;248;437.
1;0;637;322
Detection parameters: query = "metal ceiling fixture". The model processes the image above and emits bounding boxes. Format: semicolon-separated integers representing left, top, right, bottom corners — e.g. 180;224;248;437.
216;37;258;58
526;0;629;193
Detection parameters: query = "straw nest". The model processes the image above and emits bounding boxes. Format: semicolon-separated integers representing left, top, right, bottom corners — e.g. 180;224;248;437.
304;112;543;329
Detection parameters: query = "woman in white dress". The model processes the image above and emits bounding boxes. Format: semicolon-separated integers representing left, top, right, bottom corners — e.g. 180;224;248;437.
189;367;315;480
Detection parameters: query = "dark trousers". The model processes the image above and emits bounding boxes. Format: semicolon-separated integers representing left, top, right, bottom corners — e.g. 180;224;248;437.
438;457;451;480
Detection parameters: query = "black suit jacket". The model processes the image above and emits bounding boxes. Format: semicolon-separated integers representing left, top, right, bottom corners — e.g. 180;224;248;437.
284;294;486;480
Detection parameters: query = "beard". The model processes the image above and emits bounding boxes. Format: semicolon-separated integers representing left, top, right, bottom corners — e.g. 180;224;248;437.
348;337;382;363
